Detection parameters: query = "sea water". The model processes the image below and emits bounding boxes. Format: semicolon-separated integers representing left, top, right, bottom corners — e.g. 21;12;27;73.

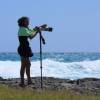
0;52;100;80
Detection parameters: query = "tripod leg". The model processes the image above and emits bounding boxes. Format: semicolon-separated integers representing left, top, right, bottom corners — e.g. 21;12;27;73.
40;32;43;89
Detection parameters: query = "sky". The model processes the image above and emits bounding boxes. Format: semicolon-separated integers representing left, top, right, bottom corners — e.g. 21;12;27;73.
0;0;100;52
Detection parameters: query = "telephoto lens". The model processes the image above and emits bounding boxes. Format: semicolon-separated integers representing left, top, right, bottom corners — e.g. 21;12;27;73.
46;27;53;32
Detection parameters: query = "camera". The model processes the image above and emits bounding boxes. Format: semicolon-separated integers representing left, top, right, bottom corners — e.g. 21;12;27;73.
40;24;53;32
34;24;53;33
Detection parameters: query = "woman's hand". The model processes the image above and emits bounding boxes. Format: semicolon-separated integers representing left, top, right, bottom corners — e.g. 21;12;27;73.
34;26;41;33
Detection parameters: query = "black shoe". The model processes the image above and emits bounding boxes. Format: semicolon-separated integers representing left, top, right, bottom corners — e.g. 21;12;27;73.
27;80;33;85
19;83;25;87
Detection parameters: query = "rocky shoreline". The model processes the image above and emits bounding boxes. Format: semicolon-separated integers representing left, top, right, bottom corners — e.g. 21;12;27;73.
0;77;100;94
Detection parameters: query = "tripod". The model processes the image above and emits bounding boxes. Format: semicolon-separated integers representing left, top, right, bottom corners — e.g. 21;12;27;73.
37;24;53;89
39;31;45;89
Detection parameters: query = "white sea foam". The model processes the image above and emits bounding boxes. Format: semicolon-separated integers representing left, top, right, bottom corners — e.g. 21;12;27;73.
0;59;100;79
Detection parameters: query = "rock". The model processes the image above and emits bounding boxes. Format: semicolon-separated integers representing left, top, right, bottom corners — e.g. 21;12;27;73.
0;77;4;81
0;77;100;94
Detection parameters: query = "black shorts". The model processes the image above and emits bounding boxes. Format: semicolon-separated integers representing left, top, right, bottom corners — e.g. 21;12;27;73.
18;46;33;57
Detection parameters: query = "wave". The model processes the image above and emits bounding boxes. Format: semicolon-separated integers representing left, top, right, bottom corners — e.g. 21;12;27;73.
0;59;100;79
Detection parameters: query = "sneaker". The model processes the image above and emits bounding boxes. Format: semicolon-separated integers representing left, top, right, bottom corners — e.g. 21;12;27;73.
27;80;33;85
19;83;25;87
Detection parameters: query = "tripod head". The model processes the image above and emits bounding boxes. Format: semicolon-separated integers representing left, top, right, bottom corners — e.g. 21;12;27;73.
35;24;53;45
39;31;46;45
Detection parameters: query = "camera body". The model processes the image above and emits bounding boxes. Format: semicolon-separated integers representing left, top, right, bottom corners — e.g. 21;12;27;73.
40;24;53;32
34;24;53;32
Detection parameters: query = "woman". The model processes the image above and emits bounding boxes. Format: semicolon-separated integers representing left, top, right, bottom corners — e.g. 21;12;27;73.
17;17;39;87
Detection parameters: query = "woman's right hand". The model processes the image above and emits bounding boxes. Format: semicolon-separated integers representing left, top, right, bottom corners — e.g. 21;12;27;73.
34;26;41;33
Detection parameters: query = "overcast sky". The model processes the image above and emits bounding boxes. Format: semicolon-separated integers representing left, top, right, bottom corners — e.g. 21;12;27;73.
0;0;100;52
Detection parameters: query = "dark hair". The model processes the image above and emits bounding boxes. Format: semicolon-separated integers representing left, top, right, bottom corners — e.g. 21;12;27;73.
17;17;29;27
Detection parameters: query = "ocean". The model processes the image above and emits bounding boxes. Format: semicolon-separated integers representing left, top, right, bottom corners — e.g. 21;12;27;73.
0;52;100;80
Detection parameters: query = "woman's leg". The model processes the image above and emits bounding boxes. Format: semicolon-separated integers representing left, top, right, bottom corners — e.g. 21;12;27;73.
25;57;32;84
20;57;26;85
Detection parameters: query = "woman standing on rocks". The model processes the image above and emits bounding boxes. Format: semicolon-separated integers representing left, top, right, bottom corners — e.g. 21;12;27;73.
17;17;39;87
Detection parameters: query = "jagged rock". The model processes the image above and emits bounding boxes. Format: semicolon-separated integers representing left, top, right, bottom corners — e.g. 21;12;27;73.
0;77;100;94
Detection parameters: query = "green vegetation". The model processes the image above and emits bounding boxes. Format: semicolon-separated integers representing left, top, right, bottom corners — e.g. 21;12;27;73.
0;85;100;100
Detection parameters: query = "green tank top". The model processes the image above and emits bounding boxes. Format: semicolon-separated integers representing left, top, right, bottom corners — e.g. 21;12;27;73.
18;27;36;36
